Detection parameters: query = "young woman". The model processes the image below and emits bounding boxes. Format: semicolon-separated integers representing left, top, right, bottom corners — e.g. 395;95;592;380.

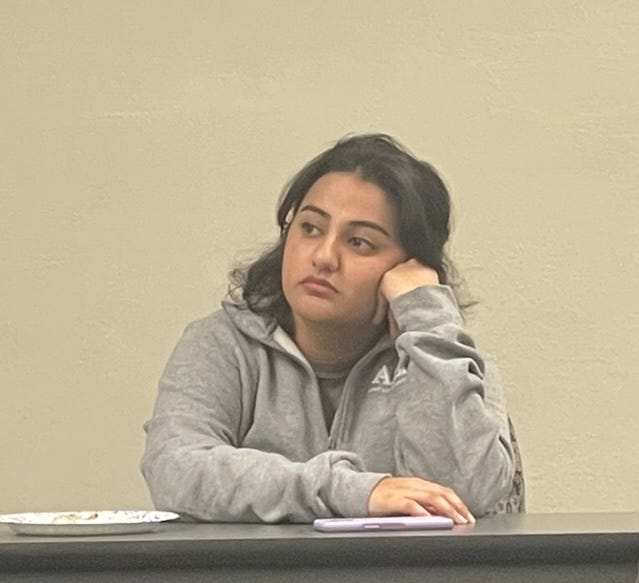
141;134;524;524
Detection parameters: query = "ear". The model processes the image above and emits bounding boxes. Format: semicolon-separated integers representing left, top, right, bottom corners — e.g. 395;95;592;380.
280;208;295;238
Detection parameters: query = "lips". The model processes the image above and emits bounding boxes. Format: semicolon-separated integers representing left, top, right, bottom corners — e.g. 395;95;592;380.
300;276;337;294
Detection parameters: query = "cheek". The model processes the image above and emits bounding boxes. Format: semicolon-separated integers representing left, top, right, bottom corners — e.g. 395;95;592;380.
347;256;403;298
348;266;385;297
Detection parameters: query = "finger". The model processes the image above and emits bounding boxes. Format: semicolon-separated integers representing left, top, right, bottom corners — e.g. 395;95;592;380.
399;481;471;524
423;500;471;525
401;499;431;517
437;489;475;524
415;482;474;524
414;490;474;525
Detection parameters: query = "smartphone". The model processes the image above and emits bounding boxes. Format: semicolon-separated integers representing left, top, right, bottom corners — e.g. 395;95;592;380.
313;515;454;533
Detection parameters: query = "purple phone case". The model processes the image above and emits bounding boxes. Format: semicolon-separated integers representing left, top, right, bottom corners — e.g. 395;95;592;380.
313;515;454;532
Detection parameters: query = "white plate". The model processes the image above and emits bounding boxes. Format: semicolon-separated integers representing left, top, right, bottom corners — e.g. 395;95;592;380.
0;510;179;536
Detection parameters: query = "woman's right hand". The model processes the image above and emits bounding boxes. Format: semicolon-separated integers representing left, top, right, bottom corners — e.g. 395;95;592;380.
367;476;475;525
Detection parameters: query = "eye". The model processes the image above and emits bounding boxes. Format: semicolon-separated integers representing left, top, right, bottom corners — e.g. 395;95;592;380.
349;237;375;252
300;221;320;236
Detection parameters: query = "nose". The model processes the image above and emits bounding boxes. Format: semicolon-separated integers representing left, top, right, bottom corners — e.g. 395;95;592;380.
312;235;339;273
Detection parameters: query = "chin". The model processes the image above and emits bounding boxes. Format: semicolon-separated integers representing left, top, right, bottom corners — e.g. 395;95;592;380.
294;308;341;324
289;296;373;328
301;310;371;329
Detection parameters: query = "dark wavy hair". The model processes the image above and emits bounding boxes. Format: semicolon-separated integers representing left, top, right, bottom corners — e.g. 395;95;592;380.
229;133;471;327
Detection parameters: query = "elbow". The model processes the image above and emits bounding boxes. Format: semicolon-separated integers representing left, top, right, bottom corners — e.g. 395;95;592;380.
465;455;516;517
140;451;182;514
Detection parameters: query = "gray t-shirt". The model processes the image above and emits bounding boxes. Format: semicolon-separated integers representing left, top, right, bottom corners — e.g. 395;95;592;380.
310;358;358;430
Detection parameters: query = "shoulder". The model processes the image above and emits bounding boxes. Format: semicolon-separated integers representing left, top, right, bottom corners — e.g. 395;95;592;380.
177;309;237;349
174;303;277;360
161;308;263;385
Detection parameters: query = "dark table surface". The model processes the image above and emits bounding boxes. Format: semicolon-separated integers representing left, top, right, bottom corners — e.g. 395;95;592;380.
2;512;638;583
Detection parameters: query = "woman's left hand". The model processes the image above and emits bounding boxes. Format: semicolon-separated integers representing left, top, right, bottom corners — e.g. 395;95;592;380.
373;259;439;337
379;258;439;301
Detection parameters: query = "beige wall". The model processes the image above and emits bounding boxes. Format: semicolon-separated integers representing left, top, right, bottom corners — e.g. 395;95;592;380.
2;1;638;514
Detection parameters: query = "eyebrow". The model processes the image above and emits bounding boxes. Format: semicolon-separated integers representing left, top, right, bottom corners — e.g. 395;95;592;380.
298;204;392;238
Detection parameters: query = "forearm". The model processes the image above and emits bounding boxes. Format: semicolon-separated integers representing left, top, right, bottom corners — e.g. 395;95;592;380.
141;416;386;523
393;375;515;516
389;286;515;515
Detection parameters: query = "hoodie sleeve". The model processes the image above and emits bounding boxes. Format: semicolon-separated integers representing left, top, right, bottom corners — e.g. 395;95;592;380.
140;316;387;523
388;285;516;516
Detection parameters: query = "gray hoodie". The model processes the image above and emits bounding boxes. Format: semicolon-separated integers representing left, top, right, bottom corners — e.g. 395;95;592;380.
141;285;516;522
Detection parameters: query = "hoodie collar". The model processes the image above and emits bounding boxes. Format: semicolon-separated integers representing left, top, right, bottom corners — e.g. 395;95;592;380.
221;297;394;357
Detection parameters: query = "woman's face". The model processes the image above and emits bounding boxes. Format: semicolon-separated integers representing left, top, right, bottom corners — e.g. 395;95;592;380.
282;171;407;332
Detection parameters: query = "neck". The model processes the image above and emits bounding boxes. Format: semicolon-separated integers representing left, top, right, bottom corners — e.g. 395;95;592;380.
292;318;383;364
